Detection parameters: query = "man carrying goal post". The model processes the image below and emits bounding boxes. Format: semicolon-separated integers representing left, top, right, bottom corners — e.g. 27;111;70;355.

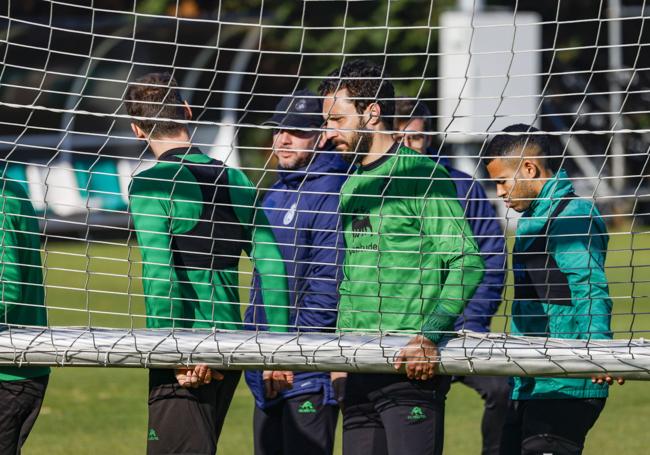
0;173;50;454
243;90;347;455
484;124;623;455
319;59;485;455
124;72;291;455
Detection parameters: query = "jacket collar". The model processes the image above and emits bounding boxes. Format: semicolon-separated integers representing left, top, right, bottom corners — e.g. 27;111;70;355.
516;169;575;245
158;146;201;161
425;147;451;168
357;142;398;173
277;152;348;188
524;169;574;219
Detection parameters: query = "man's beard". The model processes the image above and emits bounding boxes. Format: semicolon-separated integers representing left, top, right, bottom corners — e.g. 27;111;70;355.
277;152;313;170
340;130;373;164
511;180;538;213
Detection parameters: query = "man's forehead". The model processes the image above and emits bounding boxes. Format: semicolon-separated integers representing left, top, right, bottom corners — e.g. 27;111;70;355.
397;117;426;132
486;156;519;172
322;88;355;110
323;87;350;99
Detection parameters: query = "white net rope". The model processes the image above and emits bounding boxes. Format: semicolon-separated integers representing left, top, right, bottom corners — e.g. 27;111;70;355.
0;0;649;378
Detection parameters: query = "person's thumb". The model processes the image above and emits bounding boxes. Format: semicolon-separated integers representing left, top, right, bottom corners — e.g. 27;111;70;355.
393;350;405;370
264;372;276;398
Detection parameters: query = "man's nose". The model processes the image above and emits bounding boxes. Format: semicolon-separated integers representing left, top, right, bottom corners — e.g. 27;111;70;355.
324;126;338;141
403;134;413;149
276;130;292;145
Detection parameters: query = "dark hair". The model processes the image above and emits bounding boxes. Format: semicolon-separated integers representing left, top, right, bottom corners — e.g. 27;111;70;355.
318;59;395;128
124;72;187;138
394;98;432;132
483;124;561;172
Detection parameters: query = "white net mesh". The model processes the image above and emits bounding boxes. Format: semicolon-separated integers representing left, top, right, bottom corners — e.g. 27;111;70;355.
0;0;649;378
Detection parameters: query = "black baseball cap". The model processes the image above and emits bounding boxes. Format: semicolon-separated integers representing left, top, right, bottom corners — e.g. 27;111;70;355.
264;89;322;129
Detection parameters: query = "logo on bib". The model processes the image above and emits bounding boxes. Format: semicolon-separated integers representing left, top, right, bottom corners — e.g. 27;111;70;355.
298;400;317;413
351;208;372;238
407;406;427;421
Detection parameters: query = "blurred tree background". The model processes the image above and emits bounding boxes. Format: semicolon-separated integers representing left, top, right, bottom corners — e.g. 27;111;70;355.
3;0;648;217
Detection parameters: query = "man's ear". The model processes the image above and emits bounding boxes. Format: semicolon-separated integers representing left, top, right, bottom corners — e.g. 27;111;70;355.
131;123;146;139
521;159;541;179
183;100;193;120
365;102;382;127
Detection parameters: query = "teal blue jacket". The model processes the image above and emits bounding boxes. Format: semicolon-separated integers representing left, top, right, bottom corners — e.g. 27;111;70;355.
511;169;611;400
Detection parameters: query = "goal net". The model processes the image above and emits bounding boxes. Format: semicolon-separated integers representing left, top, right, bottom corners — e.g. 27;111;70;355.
1;0;649;379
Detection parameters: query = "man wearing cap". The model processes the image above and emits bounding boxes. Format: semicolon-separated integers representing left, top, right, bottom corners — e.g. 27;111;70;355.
244;90;348;455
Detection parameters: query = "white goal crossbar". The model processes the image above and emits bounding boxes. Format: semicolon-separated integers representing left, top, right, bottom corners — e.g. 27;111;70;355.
2;327;649;380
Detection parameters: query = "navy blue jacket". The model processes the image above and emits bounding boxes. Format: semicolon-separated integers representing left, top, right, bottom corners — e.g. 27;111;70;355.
432;154;506;332
244;152;348;409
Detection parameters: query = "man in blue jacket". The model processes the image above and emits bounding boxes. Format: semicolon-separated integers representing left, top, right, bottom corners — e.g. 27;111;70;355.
244;90;348;455
394;99;510;455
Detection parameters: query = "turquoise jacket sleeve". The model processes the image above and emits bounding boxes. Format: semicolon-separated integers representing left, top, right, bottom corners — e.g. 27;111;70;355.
548;204;612;340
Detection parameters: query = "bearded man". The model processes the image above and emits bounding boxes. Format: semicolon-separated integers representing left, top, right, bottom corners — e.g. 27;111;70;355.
319;60;484;455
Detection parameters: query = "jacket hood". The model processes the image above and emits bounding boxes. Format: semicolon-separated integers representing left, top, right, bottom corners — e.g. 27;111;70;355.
276;151;349;188
425;147;450;168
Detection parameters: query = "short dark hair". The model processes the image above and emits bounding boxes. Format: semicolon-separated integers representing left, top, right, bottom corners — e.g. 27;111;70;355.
124;72;187;138
318;59;395;128
394;98;432;132
483;123;561;172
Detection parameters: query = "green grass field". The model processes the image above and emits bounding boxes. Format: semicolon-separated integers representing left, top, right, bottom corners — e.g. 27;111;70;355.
20;229;650;454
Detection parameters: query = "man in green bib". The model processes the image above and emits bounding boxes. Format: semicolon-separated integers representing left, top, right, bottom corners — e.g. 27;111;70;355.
319;60;484;455
125;72;290;455
0;174;49;454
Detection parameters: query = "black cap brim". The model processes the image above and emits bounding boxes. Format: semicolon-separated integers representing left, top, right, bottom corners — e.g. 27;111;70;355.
263;112;322;129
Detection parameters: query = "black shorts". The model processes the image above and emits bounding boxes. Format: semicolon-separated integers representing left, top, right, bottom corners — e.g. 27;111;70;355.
253;392;338;455
500;397;606;455
341;373;451;455
454;375;511;455
0;375;49;455
147;368;241;455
